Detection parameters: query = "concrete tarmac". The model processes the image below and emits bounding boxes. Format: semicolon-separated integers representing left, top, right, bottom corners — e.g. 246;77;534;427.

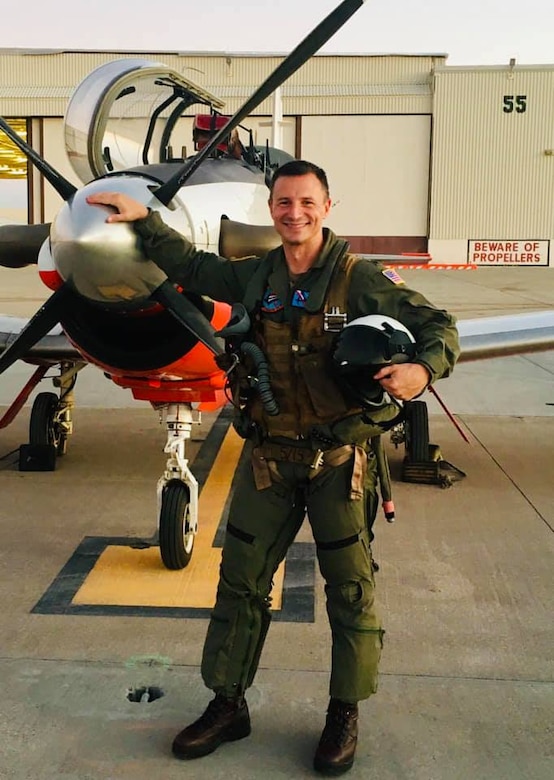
1;266;553;779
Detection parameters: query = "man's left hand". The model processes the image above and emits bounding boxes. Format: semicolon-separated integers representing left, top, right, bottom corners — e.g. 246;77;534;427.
373;363;431;401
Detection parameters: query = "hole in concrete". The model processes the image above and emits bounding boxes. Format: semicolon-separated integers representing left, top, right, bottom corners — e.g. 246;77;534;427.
127;686;164;703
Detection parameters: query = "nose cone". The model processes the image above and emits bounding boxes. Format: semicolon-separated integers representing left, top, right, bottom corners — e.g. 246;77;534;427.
51;178;167;308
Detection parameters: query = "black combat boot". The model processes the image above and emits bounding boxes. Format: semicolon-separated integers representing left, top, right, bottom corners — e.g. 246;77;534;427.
172;693;251;759
313;698;359;775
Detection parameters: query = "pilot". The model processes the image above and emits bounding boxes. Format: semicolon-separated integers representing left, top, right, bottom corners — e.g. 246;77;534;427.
86;161;459;776
193;113;244;160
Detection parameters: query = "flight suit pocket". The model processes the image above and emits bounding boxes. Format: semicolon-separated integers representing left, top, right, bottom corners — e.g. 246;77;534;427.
296;352;349;418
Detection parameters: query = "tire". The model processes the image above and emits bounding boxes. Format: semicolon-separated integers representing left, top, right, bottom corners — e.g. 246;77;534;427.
404;400;430;462
29;392;67;455
29;393;60;450
159;480;194;570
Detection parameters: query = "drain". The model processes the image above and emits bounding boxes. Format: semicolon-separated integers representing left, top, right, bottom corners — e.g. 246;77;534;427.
127;686;164;703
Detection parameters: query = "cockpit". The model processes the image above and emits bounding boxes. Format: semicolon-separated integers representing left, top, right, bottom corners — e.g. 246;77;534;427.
63;58;225;184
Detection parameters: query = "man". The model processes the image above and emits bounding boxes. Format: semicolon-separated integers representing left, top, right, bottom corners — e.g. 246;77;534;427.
87;160;459;775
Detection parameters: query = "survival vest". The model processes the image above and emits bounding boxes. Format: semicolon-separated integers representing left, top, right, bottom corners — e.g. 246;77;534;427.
238;240;402;443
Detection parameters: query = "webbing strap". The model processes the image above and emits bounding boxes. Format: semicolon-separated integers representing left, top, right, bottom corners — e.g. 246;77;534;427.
251;442;367;499
325;253;360;314
317;532;360;551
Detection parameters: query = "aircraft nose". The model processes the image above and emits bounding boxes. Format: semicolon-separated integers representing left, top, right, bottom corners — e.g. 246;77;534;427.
50;180;167;308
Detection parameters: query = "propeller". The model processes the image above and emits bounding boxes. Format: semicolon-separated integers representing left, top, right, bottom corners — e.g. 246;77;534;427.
151;280;225;354
0;0;368;371
0;285;73;374
154;0;368;205
0;117;77;201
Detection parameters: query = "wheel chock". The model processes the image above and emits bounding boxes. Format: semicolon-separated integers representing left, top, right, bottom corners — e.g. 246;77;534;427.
402;459;442;484
18;443;57;471
402;444;465;488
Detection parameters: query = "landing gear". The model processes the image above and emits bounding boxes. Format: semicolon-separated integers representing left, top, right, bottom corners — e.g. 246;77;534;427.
28;361;79;457
29;391;70;455
159;480;194;569
17;361;82;471
156;404;200;570
391;398;466;487
403;400;429;462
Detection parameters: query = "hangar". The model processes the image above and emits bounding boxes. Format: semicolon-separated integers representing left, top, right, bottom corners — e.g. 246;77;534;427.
0;49;552;266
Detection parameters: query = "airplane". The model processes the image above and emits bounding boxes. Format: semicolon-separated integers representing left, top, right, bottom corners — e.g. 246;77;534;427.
1;0;554;573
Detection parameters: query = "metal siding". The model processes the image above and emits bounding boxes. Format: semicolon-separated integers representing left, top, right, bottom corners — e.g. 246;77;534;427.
430;68;554;239
0;52;437;116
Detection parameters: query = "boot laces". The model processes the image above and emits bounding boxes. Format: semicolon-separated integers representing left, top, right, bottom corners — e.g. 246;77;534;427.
323;703;357;746
198;694;238;727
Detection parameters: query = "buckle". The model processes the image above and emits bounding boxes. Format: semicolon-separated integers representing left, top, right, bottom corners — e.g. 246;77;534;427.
324;306;347;332
310;449;325;469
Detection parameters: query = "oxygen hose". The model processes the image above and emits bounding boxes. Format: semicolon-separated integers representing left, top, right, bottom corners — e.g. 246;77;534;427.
240;342;280;416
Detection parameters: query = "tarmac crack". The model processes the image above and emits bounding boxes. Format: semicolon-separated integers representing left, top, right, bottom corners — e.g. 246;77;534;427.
461;418;554;534
521;353;554;378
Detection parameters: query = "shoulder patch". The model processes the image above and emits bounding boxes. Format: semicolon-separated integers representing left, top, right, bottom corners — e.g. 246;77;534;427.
382;268;405;285
261;288;284;313
292;289;310;308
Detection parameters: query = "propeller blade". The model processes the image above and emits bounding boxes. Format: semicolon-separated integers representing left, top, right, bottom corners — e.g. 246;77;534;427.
151;280;225;355
0;117;77;201
155;0;368;204
0;223;51;268
0;284;73;375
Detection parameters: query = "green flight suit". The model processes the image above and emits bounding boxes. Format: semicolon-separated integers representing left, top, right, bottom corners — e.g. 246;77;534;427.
134;213;460;702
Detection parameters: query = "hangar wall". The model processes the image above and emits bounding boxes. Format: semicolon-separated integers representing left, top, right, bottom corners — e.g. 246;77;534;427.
0;51;436;254
429;65;554;267
0;51;436;116
0;50;552;266
303;114;431;250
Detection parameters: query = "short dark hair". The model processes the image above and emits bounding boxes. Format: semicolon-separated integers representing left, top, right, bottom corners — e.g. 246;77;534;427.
269;160;330;199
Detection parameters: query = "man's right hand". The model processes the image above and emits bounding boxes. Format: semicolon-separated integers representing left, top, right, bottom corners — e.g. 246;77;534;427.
86;192;149;223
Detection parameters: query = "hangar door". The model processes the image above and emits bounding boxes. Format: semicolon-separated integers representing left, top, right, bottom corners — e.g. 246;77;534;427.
302;115;431;252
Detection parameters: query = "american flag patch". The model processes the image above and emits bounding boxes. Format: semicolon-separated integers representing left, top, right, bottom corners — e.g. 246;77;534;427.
382;268;405;285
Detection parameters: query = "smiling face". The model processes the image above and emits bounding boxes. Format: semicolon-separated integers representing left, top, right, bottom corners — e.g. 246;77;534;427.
268;172;332;252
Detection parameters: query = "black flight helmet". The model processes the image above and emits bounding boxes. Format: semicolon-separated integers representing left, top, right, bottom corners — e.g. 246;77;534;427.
332;315;416;406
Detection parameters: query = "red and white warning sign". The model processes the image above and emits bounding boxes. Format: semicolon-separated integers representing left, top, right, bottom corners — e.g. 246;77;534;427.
468;240;550;266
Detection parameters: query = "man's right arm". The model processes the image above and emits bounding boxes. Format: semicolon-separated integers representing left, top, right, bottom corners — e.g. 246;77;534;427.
134;211;261;304
86;192;254;304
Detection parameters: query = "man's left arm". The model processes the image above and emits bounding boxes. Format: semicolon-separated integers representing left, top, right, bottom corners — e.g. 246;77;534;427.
349;261;461;400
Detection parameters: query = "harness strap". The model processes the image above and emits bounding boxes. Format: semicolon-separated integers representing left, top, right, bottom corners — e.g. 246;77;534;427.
319;444;367;500
324;253;360;314
252;442;367;499
251;449;282;490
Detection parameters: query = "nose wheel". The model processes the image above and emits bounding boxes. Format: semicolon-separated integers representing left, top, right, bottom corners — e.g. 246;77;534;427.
159;479;195;569
156;403;200;570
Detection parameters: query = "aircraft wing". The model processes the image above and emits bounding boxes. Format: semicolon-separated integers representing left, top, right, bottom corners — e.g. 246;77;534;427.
0;315;81;363
456;310;554;362
2;310;553;369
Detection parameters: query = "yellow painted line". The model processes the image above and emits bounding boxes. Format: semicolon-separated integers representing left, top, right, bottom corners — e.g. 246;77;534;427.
72;425;285;609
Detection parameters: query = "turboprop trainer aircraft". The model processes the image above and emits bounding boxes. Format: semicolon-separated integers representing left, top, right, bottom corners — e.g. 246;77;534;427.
1;0;554;572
